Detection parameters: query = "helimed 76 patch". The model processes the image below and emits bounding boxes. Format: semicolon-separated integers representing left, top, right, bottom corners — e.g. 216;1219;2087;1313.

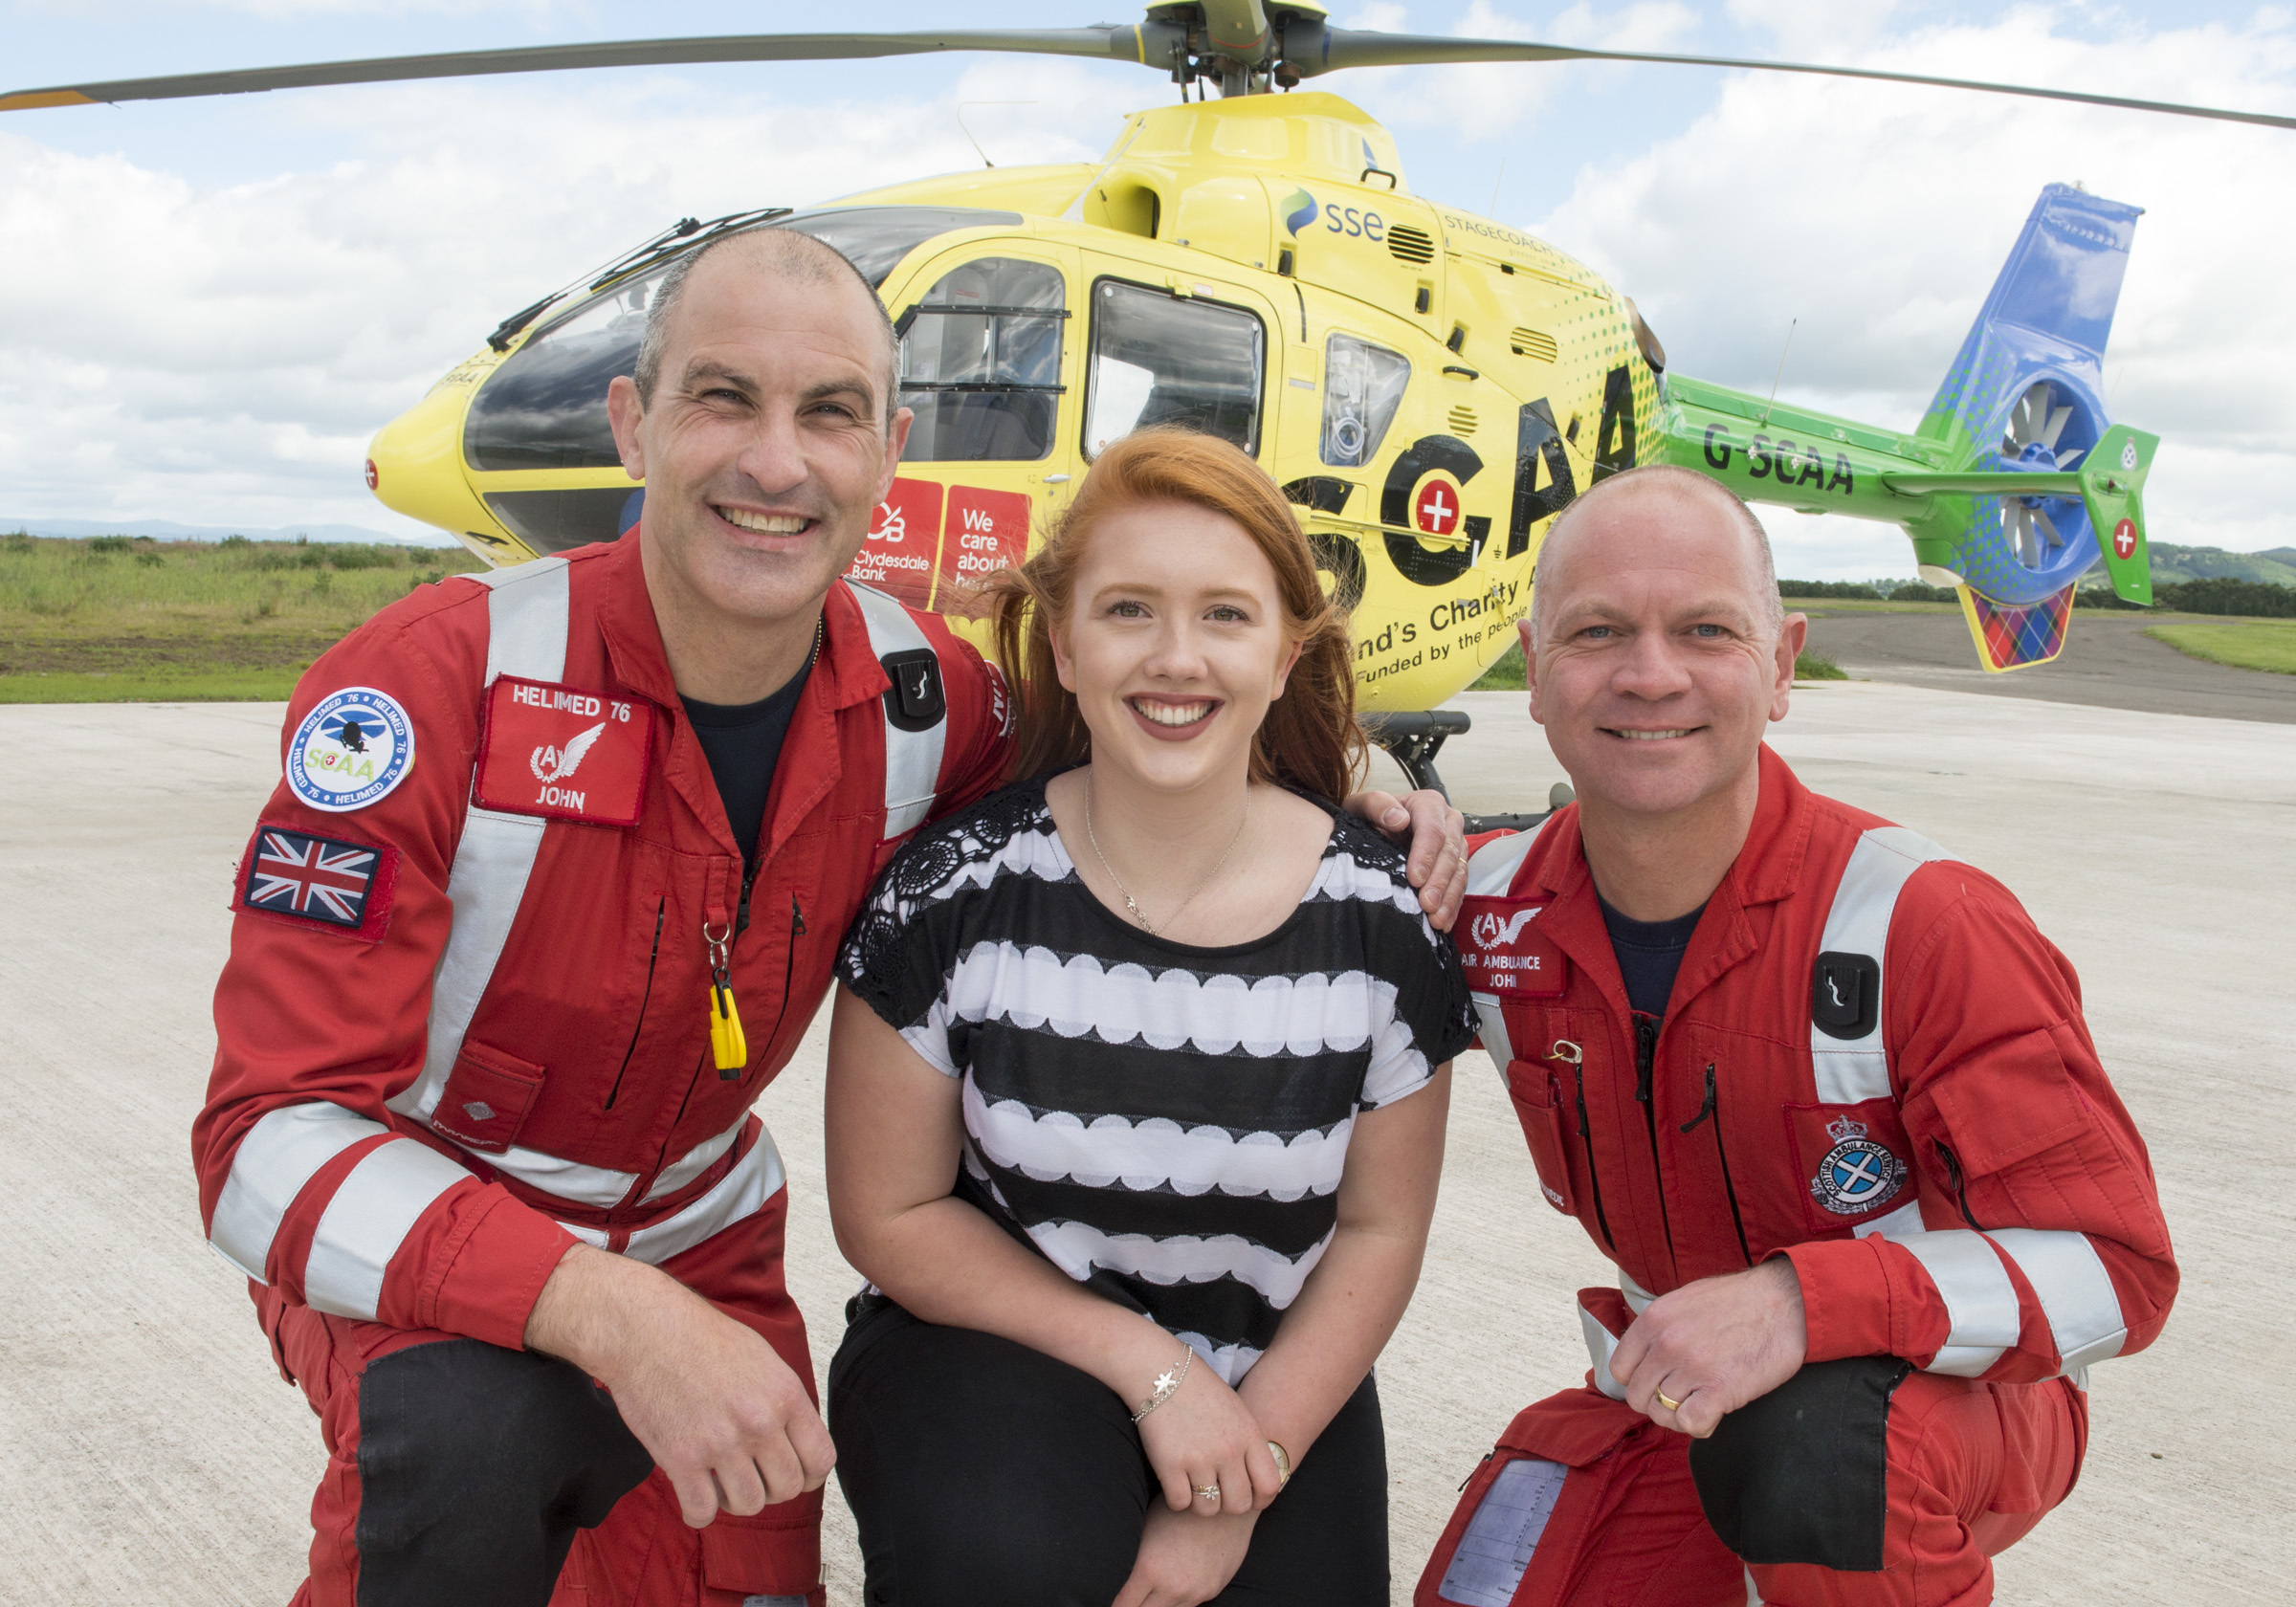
473;675;656;826
237;824;398;941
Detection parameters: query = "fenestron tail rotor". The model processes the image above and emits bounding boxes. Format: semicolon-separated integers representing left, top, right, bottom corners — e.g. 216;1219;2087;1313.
6;2;2293;129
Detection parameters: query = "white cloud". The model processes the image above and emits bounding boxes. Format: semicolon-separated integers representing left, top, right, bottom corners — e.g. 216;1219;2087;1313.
1529;8;2296;555
0;60;1123;535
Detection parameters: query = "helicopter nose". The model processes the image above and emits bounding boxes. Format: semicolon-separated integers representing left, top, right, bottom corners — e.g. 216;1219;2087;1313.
366;386;497;538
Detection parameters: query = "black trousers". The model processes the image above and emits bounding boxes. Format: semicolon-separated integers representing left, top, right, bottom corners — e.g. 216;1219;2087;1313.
827;1298;1390;1607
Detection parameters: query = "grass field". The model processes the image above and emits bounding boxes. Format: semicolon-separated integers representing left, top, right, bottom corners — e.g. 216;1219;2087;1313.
0;532;482;703
2146;619;2296;676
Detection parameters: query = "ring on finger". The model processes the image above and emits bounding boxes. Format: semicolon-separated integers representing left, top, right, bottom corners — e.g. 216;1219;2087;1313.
1194;1483;1223;1503
1655;1389;1683;1413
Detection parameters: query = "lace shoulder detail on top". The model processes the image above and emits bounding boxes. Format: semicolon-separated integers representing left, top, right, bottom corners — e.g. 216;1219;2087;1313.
839;776;1055;995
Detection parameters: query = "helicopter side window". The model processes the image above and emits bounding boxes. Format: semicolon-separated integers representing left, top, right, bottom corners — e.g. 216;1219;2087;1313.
1084;279;1265;459
1320;334;1411;469
897;258;1068;462
463;265;668;473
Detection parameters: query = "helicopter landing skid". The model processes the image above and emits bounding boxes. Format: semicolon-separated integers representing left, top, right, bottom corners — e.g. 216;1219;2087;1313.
1361;710;1566;837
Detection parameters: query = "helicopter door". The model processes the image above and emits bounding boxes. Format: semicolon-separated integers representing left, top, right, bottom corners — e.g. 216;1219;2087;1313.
856;252;1075;612
1083;277;1268;460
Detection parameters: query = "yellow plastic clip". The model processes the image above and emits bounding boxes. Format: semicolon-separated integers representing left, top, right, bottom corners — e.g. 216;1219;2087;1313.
703;920;746;1078
709;979;747;1074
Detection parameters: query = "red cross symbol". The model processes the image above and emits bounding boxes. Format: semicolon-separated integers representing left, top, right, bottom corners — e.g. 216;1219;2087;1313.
2112;518;2137;561
1416;478;1460;536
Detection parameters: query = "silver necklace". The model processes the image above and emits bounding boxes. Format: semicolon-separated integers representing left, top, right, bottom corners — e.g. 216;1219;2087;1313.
1083;769;1251;937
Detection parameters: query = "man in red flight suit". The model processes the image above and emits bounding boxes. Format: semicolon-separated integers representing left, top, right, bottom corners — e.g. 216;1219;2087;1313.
199;225;1467;1607
1419;466;2175;1607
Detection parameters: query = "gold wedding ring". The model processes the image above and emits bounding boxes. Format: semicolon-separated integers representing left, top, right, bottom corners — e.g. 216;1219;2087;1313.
1655;1390;1683;1413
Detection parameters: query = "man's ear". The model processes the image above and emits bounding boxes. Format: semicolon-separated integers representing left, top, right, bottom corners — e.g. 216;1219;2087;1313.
607;376;647;482
876;406;914;503
1771;612;1809;720
1520;617;1545;726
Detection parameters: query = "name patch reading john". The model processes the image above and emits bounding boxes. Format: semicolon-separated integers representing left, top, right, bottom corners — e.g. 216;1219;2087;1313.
1457;894;1567;998
473;675;657;826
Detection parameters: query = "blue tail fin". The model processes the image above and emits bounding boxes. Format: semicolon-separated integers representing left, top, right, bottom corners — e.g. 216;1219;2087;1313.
1914;185;2145;612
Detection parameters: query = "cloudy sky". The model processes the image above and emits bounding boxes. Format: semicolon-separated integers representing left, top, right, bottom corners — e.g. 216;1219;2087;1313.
4;0;2292;576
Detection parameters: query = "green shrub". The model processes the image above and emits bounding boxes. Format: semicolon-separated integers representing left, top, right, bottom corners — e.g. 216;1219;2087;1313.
1795;649;1848;680
1777;580;1884;600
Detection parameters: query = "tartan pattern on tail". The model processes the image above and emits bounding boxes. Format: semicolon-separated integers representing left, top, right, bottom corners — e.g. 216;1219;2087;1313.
1959;584;2073;672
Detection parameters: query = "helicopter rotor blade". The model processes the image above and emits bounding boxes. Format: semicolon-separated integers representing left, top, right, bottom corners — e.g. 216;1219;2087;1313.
0;26;1186;112
1302;29;2296;132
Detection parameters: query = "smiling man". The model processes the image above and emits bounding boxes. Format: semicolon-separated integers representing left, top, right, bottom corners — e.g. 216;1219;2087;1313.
195;224;1466;1607
1420;466;2176;1607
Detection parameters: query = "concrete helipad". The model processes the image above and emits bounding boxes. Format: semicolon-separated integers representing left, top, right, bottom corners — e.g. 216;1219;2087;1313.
3;684;2290;1606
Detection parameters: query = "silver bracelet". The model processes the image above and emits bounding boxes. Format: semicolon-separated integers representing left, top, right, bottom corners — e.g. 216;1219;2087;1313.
1132;1346;1194;1421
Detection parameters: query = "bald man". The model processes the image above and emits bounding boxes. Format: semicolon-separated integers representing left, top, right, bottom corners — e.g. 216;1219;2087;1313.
1420;467;2175;1607
199;224;1468;1607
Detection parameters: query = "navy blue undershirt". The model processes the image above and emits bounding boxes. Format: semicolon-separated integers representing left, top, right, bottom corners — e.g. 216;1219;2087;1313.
681;659;811;868
1598;895;1708;1020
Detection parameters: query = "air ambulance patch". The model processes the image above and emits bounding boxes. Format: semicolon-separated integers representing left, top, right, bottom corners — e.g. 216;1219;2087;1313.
1457;895;1567;999
236;824;398;941
473;675;656;826
286;687;414;812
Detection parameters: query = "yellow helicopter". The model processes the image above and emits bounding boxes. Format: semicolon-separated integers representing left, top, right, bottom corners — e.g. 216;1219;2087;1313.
9;3;2282;794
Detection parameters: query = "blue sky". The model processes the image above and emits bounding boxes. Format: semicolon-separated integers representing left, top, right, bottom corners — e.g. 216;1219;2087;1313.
5;1;2294;573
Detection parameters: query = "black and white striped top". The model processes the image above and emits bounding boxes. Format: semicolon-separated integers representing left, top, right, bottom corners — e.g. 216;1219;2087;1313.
838;775;1475;1385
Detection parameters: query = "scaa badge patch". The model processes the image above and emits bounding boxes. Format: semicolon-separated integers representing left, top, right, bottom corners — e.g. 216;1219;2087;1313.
1808;1114;1908;1217
286;687;414;812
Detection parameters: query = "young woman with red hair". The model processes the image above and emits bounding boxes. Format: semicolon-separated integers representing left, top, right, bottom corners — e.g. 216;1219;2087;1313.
825;429;1473;1606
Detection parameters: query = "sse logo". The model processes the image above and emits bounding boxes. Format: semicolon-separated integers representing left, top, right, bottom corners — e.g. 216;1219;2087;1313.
1282;187;1387;243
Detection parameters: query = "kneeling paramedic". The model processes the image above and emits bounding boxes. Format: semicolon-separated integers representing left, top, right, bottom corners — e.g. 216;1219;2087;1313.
1420;466;2175;1607
193;221;1476;1607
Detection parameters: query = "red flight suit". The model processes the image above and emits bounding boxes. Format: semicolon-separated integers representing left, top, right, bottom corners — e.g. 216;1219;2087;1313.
1419;746;2175;1607
193;532;1011;1605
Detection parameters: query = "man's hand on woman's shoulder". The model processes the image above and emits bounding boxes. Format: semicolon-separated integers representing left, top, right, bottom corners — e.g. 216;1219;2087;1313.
1342;786;1468;931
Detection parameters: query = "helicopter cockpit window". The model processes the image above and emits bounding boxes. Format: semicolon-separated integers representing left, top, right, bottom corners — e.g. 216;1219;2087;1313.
897;257;1067;462
463;265;667;473
463;207;1023;475
1084;279;1265;459
1320;334;1410;469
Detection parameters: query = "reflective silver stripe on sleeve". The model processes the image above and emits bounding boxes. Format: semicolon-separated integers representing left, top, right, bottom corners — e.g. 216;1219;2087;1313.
1901;1229;2020;1376
558;1122;787;1267
1808;826;1951;1106
1991;1227;2128;1372
208;1102;388;1282
390;558;571;1126
847;583;946;839
301;1138;474;1320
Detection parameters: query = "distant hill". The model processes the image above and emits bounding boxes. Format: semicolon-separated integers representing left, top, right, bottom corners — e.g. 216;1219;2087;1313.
2;517;457;548
2081;541;2296;588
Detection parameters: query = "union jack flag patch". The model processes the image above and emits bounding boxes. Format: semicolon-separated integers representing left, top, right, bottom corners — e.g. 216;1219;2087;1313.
236;824;398;940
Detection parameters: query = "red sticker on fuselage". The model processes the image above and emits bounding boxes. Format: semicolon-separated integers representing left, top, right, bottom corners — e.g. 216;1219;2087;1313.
1457;894;1567;998
474;676;656;826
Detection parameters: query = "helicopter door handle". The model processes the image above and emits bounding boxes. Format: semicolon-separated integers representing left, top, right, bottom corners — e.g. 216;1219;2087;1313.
1360;165;1400;188
1443;364;1480;381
